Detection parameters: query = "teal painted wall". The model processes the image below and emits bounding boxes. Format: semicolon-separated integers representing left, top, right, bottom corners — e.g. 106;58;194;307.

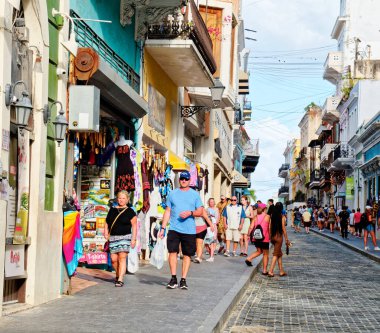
70;0;141;73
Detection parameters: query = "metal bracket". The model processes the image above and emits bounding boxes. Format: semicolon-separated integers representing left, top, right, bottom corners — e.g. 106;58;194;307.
181;106;210;118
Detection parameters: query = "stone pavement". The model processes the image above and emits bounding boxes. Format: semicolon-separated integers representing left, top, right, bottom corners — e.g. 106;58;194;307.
0;245;261;333
223;230;380;333
310;227;380;262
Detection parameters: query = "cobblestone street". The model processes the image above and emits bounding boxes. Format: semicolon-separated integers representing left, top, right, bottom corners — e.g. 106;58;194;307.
224;230;380;333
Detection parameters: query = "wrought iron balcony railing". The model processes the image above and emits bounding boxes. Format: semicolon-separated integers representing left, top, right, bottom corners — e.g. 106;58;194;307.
279;163;290;174
278;186;289;195
333;142;354;160
243;101;252;110
146;0;217;75
320;168;330;182
310;169;320;183
70;10;140;93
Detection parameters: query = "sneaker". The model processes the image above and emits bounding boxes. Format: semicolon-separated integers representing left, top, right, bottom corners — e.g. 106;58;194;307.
194;257;202;263
224;251;231;257
179;278;188;290
245;259;253;267
206;257;214;262
233;252;238;257
167;277;178;289
364;246;369;251
374;247;380;251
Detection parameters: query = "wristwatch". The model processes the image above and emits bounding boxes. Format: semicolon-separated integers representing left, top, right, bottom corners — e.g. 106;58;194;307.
190;211;194;217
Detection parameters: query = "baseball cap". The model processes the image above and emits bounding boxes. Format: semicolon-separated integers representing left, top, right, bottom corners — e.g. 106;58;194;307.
258;203;267;209
179;171;191;180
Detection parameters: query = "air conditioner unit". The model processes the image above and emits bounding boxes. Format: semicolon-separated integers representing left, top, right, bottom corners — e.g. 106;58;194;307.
69;86;100;131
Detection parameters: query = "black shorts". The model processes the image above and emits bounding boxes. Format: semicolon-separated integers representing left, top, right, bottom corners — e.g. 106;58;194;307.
167;230;196;257
196;229;207;240
304;222;311;227
254;241;269;250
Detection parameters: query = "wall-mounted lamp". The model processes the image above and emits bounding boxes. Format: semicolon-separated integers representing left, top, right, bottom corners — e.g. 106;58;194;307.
5;81;33;128
181;77;225;117
52;8;78;56
50;101;68;146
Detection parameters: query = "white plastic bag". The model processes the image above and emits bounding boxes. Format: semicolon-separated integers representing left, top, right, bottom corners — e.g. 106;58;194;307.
204;227;214;244
150;237;166;269
128;246;139;273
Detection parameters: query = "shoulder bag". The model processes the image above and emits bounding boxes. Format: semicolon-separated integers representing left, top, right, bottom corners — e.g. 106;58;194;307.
104;207;128;252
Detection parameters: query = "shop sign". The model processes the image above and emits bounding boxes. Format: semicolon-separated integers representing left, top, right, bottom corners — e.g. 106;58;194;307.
79;252;108;265
346;177;354;201
5;245;25;277
2;129;10;151
13;129;30;245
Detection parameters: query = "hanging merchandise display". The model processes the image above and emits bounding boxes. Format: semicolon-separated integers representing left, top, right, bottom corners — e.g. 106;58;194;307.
115;142;135;193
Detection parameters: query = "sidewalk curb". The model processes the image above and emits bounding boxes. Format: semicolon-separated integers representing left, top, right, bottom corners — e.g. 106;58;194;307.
310;229;380;263
197;256;262;333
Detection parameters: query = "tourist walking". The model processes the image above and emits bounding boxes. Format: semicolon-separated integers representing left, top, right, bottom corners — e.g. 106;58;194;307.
268;202;290;277
104;191;137;287
327;205;337;233
361;206;380;251
293;207;302;232
245;203;270;275
302;208;312;234
317;207;326;231
239;195;253;257
159;170;204;290
204;198;219;262
216;195;228;254
338;206;350;239
354;208;362;237
223;196;246;256
194;209;214;263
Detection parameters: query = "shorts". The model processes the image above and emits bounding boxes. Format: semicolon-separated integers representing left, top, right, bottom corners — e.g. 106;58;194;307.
225;228;241;242
365;224;375;232
254;241;269;250
294;219;301;226
304;221;311;227
167;230;196;257
196;229;207;240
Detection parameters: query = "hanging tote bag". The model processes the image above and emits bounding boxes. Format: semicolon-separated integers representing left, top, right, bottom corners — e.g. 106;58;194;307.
128;246;139;273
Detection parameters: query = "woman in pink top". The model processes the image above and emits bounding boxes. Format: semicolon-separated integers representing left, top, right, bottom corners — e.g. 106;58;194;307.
245;203;270;275
354;208;362;237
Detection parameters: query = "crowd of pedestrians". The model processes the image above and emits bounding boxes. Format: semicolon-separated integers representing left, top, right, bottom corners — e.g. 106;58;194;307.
287;203;380;251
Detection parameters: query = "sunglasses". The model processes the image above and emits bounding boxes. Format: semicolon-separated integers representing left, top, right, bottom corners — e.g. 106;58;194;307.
179;177;190;181
231;199;237;201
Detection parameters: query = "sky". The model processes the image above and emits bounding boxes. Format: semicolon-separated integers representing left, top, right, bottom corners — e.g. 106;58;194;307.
242;0;340;202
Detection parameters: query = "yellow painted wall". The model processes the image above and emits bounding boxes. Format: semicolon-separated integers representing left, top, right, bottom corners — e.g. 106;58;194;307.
142;51;178;149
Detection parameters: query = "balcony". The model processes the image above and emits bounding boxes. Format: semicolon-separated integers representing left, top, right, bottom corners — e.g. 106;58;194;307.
319;168;331;188
278;186;289;198
320;143;336;163
243;101;252;121
278;164;290;178
322;96;341;123
308;169;320;189
242;140;260;173
323;52;343;84
332;142;355;170
145;0;216;87
296;147;307;163
71;10;140;93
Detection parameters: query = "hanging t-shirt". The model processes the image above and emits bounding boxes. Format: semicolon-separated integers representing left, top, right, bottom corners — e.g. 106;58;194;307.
198;167;205;191
189;164;198;188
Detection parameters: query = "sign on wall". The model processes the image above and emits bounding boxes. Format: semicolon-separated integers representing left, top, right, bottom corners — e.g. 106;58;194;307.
148;84;166;136
5;245;25;277
346;176;354;201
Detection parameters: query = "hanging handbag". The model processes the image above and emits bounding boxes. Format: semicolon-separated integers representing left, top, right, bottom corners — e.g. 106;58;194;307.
104;207;128;252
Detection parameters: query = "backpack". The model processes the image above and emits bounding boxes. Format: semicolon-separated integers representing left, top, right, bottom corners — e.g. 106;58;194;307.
251;224;264;242
360;213;369;227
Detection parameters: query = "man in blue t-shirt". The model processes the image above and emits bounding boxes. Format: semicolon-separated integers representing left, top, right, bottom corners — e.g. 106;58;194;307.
159;170;203;290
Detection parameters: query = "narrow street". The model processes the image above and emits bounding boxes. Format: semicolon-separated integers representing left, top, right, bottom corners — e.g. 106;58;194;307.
224;231;380;333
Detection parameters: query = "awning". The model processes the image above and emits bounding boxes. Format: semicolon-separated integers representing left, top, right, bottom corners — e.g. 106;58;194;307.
334;191;346;198
168;151;190;171
89;58;148;119
231;170;249;187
